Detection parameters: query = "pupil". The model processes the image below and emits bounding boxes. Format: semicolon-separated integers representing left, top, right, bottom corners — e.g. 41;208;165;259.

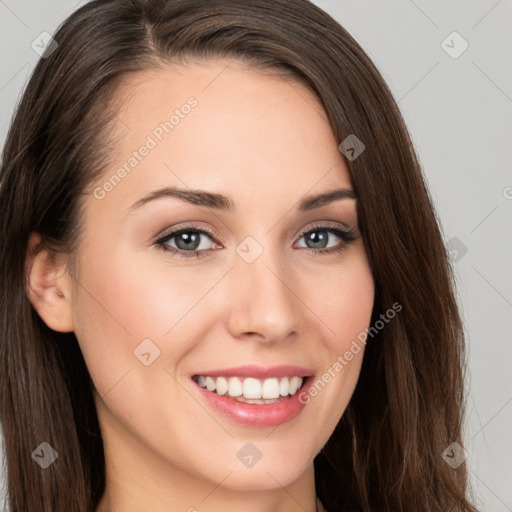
307;231;327;249
176;232;200;250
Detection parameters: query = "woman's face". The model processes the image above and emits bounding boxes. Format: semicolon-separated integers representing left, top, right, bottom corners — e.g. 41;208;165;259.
67;59;374;496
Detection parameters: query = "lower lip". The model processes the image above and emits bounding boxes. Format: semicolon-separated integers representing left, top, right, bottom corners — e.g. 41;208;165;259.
192;376;314;427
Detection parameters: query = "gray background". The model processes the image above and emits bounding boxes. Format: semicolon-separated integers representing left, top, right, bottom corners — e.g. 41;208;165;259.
1;1;511;510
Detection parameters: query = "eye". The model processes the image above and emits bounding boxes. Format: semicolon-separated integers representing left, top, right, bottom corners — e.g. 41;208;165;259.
295;224;357;255
155;226;217;258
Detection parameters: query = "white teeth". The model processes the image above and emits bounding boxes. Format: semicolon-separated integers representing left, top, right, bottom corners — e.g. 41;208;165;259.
279;377;289;396
243;378;262;398
195;375;305;399
289;376;302;395
205;376;216;392
228;377;243;397
215;376;228;396
262;378;280;399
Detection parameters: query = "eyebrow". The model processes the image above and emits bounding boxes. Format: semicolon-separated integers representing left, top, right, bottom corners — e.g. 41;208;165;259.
128;186;356;213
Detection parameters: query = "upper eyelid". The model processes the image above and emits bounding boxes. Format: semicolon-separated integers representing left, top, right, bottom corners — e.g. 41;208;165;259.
156;225;216;243
297;222;352;236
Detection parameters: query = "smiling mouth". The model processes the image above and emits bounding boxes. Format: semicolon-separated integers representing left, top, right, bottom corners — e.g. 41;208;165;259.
191;374;309;404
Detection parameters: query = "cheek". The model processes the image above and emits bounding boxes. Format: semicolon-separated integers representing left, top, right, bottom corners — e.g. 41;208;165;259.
312;247;375;350
69;248;168;394
298;249;374;431
70;243;230;395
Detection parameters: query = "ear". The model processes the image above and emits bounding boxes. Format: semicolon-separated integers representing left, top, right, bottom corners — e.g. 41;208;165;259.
25;232;74;333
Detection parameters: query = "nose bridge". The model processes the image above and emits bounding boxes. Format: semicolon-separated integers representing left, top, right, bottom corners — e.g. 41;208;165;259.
225;239;299;341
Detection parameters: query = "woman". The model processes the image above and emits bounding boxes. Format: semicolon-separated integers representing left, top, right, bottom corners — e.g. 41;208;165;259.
0;0;477;511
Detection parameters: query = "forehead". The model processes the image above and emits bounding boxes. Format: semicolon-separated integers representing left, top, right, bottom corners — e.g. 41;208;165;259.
92;58;352;212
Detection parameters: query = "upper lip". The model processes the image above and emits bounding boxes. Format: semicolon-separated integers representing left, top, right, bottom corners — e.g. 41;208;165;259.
192;364;315;379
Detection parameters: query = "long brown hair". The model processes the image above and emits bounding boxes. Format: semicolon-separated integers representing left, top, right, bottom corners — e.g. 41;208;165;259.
0;1;476;510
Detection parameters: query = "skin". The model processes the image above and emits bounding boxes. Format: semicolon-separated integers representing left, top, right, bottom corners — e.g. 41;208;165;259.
26;59;375;512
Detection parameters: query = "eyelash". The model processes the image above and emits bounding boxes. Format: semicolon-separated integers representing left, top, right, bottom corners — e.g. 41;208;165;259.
154;223;358;259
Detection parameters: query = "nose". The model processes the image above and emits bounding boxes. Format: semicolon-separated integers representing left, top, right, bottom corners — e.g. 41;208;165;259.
224;246;300;344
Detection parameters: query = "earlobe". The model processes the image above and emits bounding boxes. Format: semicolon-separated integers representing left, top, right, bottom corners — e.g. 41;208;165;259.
25;232;74;333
